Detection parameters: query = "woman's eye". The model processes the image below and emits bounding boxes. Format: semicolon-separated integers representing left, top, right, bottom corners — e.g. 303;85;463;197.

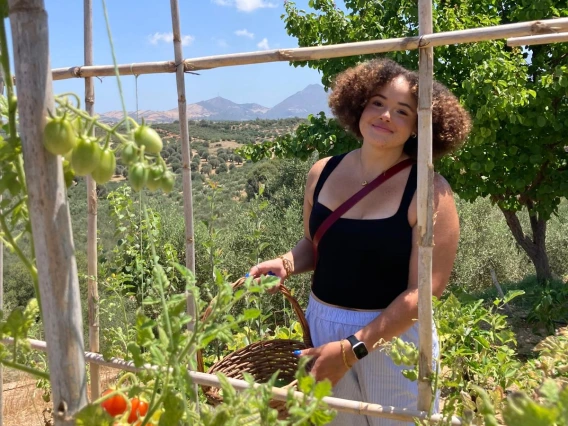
398;110;408;116
373;100;382;107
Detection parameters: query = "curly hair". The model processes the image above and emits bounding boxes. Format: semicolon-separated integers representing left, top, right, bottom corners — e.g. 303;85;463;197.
328;58;472;159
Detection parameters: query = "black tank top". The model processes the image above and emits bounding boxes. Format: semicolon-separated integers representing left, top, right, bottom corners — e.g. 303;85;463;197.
309;154;417;310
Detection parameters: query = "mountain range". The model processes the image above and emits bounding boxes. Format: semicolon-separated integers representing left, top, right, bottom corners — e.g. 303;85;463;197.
99;84;331;123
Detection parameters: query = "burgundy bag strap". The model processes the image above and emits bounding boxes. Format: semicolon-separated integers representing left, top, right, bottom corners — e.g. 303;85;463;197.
312;158;415;266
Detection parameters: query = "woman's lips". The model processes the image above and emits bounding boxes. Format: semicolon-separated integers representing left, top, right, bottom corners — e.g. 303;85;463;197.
372;124;393;133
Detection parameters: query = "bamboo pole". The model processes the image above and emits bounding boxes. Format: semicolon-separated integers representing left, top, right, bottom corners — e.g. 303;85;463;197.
49;17;568;80
507;31;568;46
84;0;100;401
416;0;435;413
2;337;462;425
8;1;88;424
169;0;199;401
0;73;4;426
0;193;3;426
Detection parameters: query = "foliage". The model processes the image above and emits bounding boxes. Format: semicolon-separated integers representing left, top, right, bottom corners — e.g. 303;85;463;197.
434;292;525;420
239;0;568;282
472;327;568;426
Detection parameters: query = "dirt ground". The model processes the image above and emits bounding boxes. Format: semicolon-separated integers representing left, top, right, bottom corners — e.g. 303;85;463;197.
2;367;121;426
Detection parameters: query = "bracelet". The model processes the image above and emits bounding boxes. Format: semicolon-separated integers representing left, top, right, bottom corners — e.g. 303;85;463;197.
339;339;352;369
279;255;293;279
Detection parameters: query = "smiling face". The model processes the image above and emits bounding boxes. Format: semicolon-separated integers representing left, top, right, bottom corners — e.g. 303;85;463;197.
359;75;418;151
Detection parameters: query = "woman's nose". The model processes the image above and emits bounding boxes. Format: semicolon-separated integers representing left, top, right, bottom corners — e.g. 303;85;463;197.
379;109;391;121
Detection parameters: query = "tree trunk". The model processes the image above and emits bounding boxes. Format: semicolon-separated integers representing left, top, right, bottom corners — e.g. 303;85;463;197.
499;206;553;283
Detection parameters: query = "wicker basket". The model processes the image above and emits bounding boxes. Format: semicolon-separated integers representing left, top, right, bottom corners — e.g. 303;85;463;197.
196;277;312;417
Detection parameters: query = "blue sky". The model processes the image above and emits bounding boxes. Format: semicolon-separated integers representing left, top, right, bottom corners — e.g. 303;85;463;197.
42;0;325;113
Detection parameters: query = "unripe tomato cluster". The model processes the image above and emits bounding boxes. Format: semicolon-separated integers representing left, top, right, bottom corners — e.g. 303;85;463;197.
389;337;418;366
121;124;175;193
43;111;175;193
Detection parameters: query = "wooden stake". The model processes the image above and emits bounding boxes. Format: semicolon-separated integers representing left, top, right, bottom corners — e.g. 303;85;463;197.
507;31;568;46
169;0;198;400
8;0;87;424
49;17;568;80
84;0;100;401
417;0;435;413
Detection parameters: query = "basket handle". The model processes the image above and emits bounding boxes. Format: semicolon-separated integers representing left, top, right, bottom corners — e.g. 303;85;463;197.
196;277;312;373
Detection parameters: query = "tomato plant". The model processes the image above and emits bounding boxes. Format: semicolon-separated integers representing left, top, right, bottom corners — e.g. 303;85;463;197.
145;165;163;191
134;124;163;154
91;148;117;184
71;135;101;176
160;170;175;193
101;389;128;418
128;162;148;192
127;397;148;423
43;117;77;155
121;142;138;165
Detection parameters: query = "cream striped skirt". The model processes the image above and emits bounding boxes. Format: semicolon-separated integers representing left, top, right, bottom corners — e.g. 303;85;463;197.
305;293;439;426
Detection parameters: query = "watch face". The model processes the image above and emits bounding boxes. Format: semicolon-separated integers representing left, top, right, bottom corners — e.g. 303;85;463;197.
353;342;368;359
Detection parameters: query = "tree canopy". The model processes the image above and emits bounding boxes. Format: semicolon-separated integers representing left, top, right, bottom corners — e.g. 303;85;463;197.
238;0;568;281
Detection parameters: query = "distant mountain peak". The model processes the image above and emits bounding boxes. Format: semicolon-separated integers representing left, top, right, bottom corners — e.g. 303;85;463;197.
98;85;331;123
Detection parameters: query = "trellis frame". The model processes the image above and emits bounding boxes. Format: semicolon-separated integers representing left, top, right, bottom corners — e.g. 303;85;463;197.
2;0;567;425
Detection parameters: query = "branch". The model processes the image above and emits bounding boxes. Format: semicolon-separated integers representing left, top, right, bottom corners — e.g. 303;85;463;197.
498;206;537;258
519;160;549;205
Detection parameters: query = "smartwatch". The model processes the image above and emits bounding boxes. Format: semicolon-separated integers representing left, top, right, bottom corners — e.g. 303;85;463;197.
346;335;369;360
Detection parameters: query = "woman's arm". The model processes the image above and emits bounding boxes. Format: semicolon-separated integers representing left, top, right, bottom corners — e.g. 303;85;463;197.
249;157;331;280
346;173;460;362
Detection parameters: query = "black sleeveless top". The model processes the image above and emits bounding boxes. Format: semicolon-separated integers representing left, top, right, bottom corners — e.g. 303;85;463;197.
309;154;417;310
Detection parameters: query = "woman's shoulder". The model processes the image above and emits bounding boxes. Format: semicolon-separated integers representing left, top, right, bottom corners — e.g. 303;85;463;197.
433;172;454;198
305;157;332;198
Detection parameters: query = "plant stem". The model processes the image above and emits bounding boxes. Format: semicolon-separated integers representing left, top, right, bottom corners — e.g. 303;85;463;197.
101;0;131;133
0;213;38;288
0;359;50;380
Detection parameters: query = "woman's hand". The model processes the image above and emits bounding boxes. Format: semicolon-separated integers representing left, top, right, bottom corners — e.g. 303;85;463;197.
247;258;288;294
295;341;351;386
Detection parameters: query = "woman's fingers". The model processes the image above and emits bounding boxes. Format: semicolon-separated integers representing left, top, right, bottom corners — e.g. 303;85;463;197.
293;346;320;358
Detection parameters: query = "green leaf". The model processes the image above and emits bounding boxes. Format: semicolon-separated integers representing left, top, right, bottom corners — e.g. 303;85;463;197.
314;379;332;399
503;393;558;426
537;116;547;127
75;404;113;426
243;308;261;320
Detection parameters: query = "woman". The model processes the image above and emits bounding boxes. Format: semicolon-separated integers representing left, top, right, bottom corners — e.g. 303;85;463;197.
248;58;471;425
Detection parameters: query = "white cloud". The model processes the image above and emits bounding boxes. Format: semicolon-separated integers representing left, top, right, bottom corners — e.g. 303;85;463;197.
257;38;270;50
236;0;277;12
235;29;254;39
212;0;277;12
217;39;229;48
148;32;195;46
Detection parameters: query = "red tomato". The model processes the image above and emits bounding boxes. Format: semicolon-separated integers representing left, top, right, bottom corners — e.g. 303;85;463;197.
127;397;149;423
101;389;127;417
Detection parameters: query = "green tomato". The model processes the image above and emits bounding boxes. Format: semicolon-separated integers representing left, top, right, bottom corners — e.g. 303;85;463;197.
390;350;402;365
121;142;138;165
91;149;116;184
62;159;75;188
129;162;148;192
160;171;175;193
133;125;163;154
146;165;164;191
43;118;77;155
71;136;101;176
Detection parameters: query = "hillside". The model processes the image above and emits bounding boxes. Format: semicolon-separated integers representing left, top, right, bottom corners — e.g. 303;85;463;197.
98;84;331;123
